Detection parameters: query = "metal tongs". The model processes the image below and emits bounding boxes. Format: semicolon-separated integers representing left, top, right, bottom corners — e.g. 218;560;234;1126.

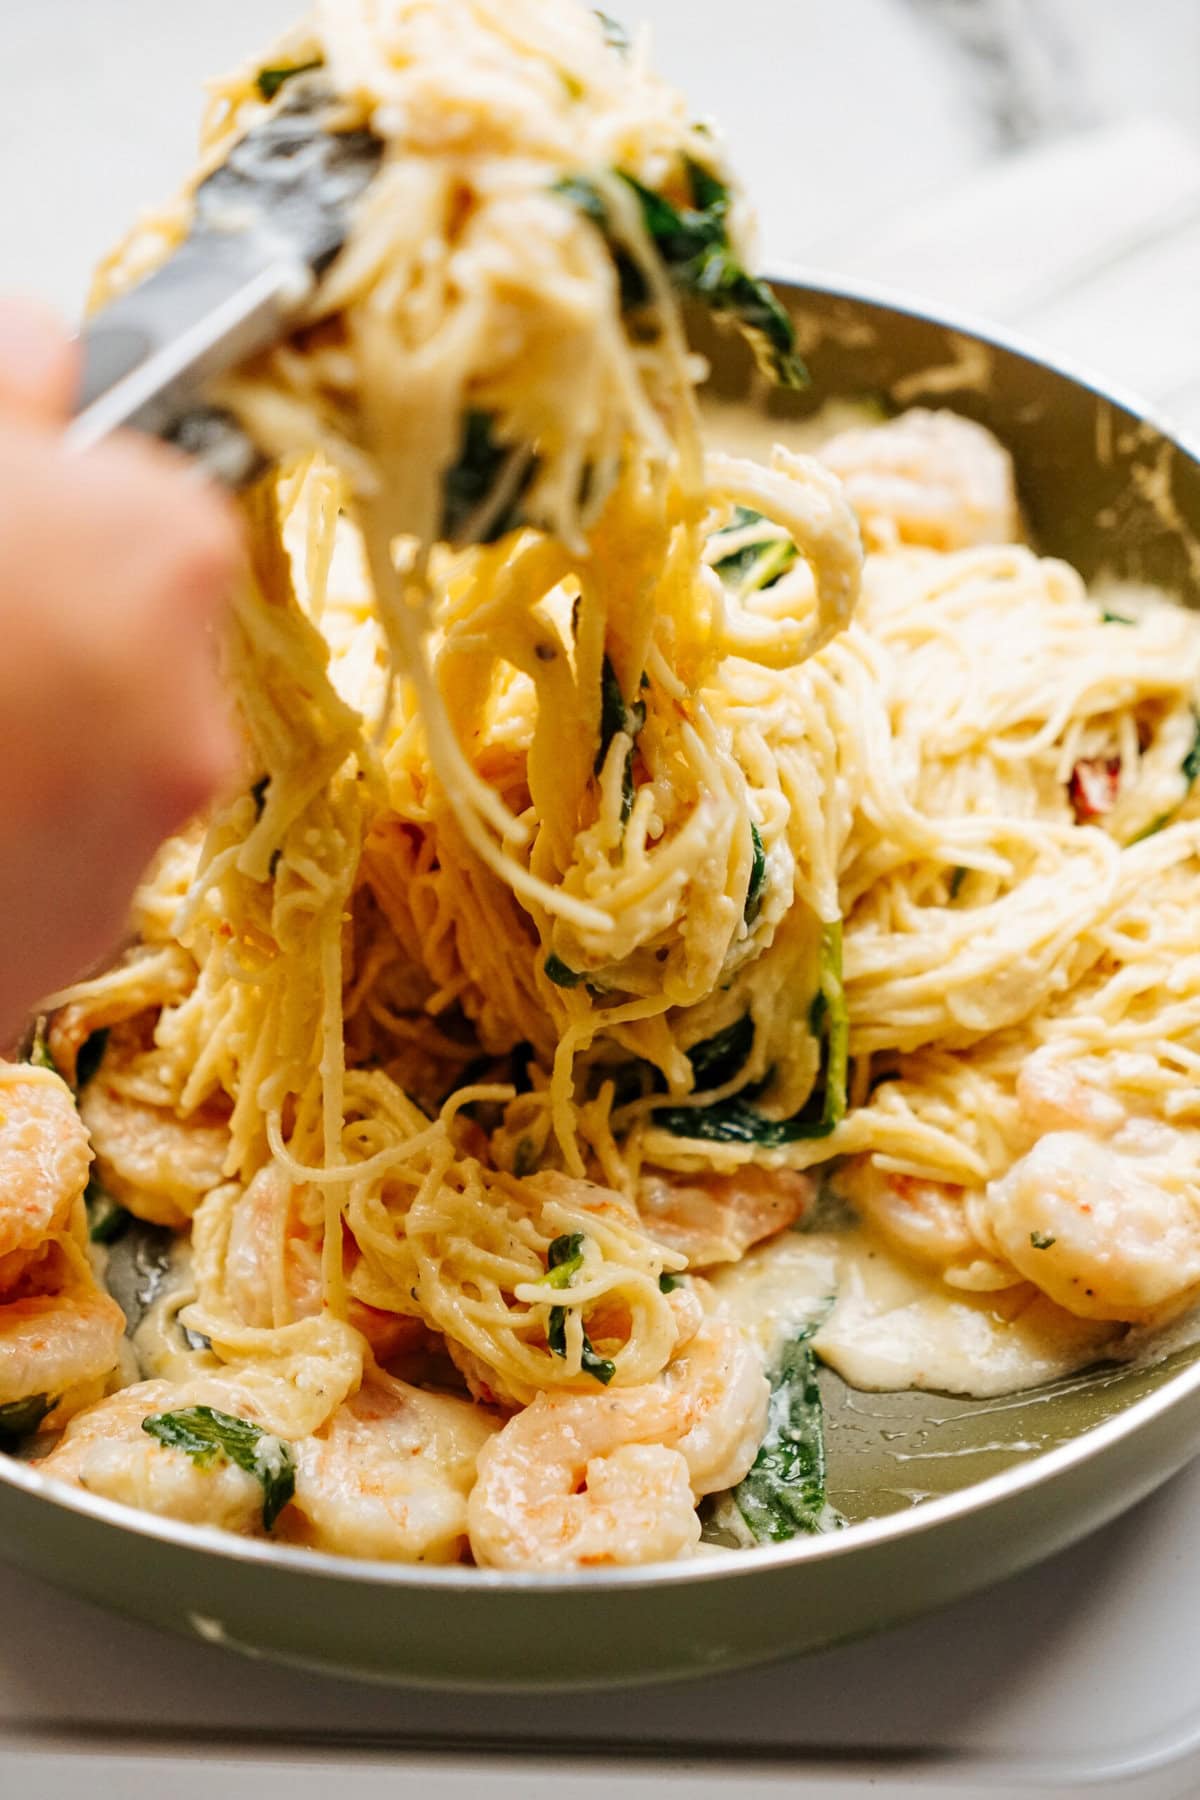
67;76;383;484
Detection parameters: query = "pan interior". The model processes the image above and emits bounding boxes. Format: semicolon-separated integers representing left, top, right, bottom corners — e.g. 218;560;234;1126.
7;280;1200;1591
820;1341;1200;1525
694;278;1200;1532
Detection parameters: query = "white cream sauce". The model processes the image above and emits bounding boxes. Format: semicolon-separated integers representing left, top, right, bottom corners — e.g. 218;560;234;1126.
131;1242;218;1384
713;1224;1119;1397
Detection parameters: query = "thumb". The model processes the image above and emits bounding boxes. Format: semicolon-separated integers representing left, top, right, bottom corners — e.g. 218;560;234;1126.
0;296;77;425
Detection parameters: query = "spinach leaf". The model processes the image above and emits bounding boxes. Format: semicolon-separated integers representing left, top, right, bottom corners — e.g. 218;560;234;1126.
255;59;324;101
1100;607;1135;625
552;177;646;311
441;411;535;545
544;952;586;988
744;821;767;926
25;1015;106;1090
719;537;796;594
0;1393;52;1447
596;655;647;823
686;1014;754;1091
712;507;798;593
545;1307;568;1356
654;923;847;1144
1183;711;1200;786
555;166;806;388
731;1327;839;1541
25;1016;56;1074
651;1096;805;1146
947;865;967;901
684;156;729;215
579;1335;617;1384
546;1308;615;1383
86;1180;131;1245
555;174;609;230
541;1232;586;1289
593;9;629;51
142;1406;296;1530
542;1236;617;1385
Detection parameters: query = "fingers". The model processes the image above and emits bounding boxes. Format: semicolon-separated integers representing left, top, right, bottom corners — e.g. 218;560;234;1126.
77;428;245;634
33;432;244;825
0;296;78;426
0;405;245;1032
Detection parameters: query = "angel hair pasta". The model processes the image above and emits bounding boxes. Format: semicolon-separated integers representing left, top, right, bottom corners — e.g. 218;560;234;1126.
5;0;1200;1572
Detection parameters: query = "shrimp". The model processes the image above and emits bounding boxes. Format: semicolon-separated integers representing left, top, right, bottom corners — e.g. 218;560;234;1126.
283;1376;500;1562
0;1241;126;1414
467;1318;767;1570
221;1166;428;1363
0;1063;91;1272
0;1064;124;1425
820;409;1019;552
978;1127;1200;1322
637;1166;812;1268
850;1160;980;1268
37;1376;273;1534
666;1312;771;1496
80;1066;230;1228
1015;1049;1125;1140
47;944;194;1085
468;1393;698;1569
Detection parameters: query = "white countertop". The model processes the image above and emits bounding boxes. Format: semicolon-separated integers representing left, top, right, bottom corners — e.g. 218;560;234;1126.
5;2;1200;1793
6;1458;1200;1797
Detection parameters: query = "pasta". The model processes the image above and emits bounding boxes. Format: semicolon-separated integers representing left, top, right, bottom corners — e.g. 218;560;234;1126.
4;0;1200;1569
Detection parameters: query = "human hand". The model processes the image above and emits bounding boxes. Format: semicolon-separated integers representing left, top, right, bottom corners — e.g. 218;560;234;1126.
0;296;241;1040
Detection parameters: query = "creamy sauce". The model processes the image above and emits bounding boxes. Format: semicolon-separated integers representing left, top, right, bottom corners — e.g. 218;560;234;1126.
713;1224;1119;1397
700;396;883;467
131;1243;218;1384
711;1234;838;1365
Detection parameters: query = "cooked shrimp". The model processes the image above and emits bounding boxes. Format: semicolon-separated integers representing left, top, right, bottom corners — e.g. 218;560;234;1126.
637;1166;812;1268
37;1376;272;1533
283;1375;499;1562
977;1128;1200;1322
0;1066;123;1422
468;1318;767;1569
820;409;1019;552
666;1314;770;1495
851;1160;980;1268
468;1390;698;1569
47;944;194;1085
80;1072;229;1228
222;1165;427;1363
0;1062;91;1267
1015;1049;1125;1140
0;1241;126;1414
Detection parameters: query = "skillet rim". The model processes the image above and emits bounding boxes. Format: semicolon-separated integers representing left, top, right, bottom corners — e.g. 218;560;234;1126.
4;266;1199;1595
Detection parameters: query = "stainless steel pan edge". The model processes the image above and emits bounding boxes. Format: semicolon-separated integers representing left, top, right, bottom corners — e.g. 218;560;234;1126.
2;1344;1200;1689
3;271;1198;1688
